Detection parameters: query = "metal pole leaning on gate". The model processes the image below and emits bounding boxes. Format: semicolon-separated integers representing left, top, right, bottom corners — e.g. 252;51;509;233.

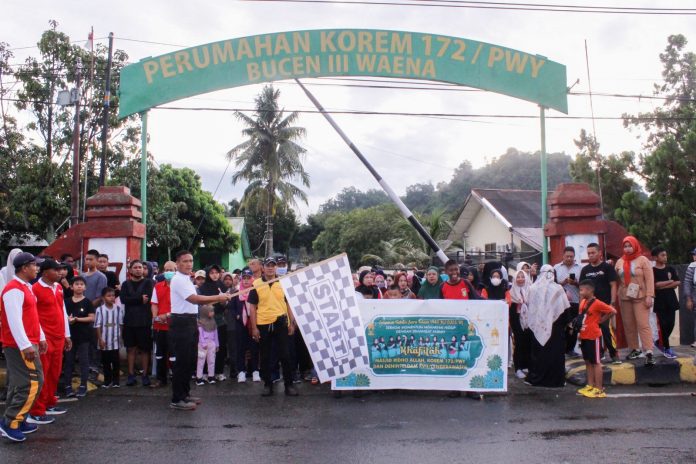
295;79;449;265
539;105;548;265
140;111;148;261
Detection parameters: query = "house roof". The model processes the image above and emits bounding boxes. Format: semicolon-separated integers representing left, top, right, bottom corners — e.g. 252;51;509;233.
449;189;546;251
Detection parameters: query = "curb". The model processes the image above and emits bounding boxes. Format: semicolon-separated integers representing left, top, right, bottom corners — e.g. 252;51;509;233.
566;350;696;386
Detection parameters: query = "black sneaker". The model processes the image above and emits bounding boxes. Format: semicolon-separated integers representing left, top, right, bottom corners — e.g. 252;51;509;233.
169;401;196;411
645;352;656;367
626;349;642;360
285;385;299;396
261;385;274;397
195;378;206;386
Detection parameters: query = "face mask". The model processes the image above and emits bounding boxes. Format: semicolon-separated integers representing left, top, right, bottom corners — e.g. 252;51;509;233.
376;281;386;289
490;277;502;287
276;267;288;276
164;271;175;281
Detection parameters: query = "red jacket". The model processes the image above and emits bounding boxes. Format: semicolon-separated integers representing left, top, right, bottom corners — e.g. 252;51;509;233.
32;280;65;340
1;278;41;348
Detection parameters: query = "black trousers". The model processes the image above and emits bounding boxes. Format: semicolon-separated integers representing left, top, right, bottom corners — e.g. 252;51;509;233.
101;349;120;385
154;330;171;384
600;319;618;357
565;303;580;353
654;306;677;349
170;315;198;403
258;316;292;388
214;325;227;375
509;306;531;371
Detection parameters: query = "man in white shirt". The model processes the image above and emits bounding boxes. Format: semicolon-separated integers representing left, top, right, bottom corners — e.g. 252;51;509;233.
168;250;231;411
554;246;582;357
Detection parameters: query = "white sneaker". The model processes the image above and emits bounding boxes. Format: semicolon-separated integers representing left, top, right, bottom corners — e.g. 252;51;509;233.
252;371;261;382
515;369;526;379
215;374;227;382
237;372;247;383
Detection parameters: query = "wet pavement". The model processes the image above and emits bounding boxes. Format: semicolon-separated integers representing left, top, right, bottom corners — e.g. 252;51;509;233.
2;377;695;463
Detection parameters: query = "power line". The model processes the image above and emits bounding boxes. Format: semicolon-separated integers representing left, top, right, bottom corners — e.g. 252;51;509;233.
238;0;696;14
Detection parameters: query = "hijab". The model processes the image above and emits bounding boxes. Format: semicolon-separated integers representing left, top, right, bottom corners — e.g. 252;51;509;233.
1;248;22;284
198;305;217;331
526;264;570;345
356;270;380;299
199;265;225;296
418;267;443;300
516;262;530;273
510;269;531;320
620;236;642;287
485;270;508;300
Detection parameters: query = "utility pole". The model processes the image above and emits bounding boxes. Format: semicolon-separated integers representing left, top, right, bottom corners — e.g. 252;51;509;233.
99;32;114;187
70;59;82;227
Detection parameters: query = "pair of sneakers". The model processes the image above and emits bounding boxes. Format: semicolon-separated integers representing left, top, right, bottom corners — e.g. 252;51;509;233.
0;418;38;443
64;385;88;398
577;384;607;398
237;371;261;383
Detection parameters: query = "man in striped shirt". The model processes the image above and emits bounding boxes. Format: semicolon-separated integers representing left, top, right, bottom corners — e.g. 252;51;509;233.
94;288;124;388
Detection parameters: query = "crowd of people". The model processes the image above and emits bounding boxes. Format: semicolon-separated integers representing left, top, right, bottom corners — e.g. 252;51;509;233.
0;234;690;442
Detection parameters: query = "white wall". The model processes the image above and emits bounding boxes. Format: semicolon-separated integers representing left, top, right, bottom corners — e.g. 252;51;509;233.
465;207;512;253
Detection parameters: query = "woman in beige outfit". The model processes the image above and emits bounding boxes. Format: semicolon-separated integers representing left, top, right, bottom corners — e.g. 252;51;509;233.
615;236;655;366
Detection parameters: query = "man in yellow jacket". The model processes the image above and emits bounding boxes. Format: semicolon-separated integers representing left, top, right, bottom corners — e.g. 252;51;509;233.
247;257;298;397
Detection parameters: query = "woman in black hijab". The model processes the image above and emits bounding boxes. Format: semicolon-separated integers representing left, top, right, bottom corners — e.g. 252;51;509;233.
198;265;229;381
355;270;381;299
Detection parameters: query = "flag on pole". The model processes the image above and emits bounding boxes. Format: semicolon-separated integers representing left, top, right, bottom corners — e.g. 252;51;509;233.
84;27;94;51
280;253;369;383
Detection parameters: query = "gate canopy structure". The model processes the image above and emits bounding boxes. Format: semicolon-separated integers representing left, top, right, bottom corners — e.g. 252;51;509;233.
119;29;567;117
118;29;568;262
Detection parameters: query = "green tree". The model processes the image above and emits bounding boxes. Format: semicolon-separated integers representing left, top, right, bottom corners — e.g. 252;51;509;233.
236;195;299;256
569;129;640;219
110;162;238;261
1;21;139;243
227;85;309;258
318;186;389;214
617;34;696;260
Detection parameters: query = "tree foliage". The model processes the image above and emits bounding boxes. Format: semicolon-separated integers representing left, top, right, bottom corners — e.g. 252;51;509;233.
569;129;640;219
227;85;309;257
616;34;696;260
110;162;238;262
0;21;139;245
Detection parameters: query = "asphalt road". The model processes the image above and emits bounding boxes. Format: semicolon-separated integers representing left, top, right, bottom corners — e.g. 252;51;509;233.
2;378;695;463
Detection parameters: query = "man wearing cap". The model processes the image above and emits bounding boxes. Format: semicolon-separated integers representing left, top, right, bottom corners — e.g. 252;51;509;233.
0;252;48;442
247;257;298;397
27;260;72;424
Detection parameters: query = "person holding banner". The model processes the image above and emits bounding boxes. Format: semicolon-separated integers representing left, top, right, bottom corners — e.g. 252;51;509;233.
439;260;480;300
524;265;570;388
247;257;299;397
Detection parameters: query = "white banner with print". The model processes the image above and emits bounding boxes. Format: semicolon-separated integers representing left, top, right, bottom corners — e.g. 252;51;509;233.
332;299;509;392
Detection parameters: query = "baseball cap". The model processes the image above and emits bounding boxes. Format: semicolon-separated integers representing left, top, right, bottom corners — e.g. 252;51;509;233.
691;248;696;255
13;252;44;268
40;259;62;272
263;257;277;266
194;270;206;279
276;256;287;264
241;269;253;278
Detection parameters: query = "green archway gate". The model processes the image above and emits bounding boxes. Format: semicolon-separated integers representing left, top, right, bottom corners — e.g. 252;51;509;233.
118;29;568;263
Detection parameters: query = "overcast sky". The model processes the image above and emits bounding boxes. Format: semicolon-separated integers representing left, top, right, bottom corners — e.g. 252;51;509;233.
4;1;695;219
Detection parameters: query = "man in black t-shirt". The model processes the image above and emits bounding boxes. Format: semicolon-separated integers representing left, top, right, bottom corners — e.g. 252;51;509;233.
580;243;620;364
651;247;680;359
120;260;154;387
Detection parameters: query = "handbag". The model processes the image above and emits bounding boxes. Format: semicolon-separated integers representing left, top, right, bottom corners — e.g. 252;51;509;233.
572;299;594;335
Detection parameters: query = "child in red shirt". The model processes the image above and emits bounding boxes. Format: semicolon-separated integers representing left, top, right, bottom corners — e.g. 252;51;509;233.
578;280;616;398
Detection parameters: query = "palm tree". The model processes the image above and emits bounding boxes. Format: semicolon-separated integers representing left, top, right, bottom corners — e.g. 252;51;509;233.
227;85;310;257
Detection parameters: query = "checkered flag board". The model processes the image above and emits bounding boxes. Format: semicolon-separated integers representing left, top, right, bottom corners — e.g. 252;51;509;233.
280;254;369;383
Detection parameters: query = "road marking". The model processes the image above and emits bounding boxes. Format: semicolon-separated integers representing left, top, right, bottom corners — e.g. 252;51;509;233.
606;392;694;398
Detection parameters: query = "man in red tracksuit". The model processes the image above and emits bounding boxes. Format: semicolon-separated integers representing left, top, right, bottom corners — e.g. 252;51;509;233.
27;260;72;423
